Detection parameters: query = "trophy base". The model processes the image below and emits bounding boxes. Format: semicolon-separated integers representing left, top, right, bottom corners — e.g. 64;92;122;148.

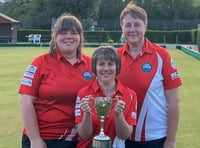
92;135;111;148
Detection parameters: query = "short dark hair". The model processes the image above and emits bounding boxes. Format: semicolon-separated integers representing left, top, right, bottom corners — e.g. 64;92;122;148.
49;13;84;56
92;45;121;76
120;2;147;25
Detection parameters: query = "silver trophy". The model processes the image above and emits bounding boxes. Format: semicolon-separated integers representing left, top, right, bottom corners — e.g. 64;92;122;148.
92;97;112;148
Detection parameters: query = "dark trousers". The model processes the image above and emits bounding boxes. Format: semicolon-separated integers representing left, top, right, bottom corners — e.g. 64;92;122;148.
125;137;166;148
22;134;78;148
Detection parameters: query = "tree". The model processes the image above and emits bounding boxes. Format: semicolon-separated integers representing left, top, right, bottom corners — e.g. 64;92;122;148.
130;0;194;20
0;0;199;29
0;0;101;28
98;0;126;19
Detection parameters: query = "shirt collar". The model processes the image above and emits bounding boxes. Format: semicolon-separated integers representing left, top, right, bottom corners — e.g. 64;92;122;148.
56;49;85;64
143;37;154;54
122;37;153;56
92;78;126;97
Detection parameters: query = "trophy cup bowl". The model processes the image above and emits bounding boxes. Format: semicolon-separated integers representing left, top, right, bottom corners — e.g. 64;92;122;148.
92;97;112;148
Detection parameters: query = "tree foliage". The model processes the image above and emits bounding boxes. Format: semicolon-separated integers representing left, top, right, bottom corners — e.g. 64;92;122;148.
98;0;126;19
0;0;199;29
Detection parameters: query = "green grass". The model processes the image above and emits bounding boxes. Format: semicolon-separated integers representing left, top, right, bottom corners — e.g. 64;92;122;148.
0;47;199;148
168;49;200;148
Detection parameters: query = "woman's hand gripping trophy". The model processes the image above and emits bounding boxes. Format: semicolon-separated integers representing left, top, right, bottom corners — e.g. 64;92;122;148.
114;96;126;115
80;95;93;114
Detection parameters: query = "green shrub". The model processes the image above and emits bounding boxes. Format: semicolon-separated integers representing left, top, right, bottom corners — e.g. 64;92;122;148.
107;38;114;43
146;30;192;44
17;29;52;42
197;29;200;49
17;29;195;44
191;29;197;44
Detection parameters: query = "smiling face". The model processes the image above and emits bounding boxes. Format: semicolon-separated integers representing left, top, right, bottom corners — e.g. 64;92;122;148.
49;14;84;57
56;29;80;57
96;58;117;83
121;13;147;46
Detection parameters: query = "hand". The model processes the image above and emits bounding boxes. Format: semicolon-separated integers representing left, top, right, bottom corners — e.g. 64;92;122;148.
30;138;47;148
115;99;126;115
80;96;91;114
163;140;176;148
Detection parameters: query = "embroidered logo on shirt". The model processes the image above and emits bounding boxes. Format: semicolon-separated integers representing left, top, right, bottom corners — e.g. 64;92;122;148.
130;94;133;100
171;59;176;69
82;71;93;80
76;96;80;102
75;103;81;108
142;62;152;72
27;65;37;73
24;65;37;79
75;97;81;116
21;78;32;86
171;72;180;80
131;112;136;119
75;109;81;116
24;71;35;78
75;97;81;108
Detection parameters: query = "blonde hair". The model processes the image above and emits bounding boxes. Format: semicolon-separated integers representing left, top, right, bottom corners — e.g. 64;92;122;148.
120;2;147;25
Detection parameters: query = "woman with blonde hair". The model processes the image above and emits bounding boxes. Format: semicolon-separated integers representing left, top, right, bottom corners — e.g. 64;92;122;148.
117;2;182;148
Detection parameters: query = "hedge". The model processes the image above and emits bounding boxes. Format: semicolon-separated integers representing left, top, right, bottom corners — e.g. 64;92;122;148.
17;29;198;44
197;29;200;49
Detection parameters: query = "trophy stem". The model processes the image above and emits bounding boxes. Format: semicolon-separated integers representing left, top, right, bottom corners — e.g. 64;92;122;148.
93;97;112;148
100;116;105;137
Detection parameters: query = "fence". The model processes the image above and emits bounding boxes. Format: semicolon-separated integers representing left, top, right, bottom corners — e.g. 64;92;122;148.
178;46;200;60
81;19;200;31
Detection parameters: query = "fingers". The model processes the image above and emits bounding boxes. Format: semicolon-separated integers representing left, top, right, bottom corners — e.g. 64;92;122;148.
80;96;91;113
115;100;126;114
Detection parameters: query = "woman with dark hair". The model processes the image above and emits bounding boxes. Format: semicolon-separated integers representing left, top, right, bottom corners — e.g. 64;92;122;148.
75;45;137;148
18;13;93;148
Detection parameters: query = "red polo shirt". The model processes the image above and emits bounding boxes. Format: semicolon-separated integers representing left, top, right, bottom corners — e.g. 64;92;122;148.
18;50;93;140
75;79;137;148
117;38;182;141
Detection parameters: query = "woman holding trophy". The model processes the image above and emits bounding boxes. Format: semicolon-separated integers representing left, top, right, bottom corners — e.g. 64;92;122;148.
75;46;137;148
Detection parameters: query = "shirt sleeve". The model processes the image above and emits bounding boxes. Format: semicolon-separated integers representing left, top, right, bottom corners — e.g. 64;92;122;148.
124;89;137;126
162;51;182;90
18;56;42;97
75;91;84;124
